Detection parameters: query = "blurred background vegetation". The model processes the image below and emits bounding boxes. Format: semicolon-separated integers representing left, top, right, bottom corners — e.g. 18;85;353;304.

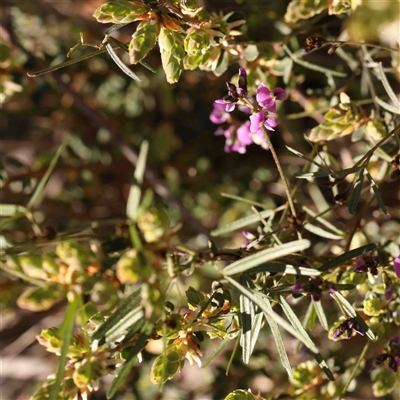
1;0;399;399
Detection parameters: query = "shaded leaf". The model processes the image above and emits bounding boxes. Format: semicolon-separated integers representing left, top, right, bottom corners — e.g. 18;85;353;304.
318;243;376;272
365;172;387;214
348;168;365;215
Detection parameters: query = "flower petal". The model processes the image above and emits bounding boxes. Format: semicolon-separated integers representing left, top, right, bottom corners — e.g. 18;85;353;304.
393;256;400;278
249;111;265;132
273;87;287;101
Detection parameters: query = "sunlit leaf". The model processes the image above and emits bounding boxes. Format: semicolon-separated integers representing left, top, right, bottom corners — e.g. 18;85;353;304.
330;292;376;341
223;239;310;276
279;295;334;380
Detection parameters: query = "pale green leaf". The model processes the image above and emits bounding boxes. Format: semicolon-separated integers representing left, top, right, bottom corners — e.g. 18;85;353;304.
330;292;376;341
223;239;310;276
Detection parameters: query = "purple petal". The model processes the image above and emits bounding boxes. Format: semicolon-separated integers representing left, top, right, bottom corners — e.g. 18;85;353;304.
237;122;253;145
393;256;400;278
225;103;236;112
385;281;393;301
210;103;228;124
292;283;304;292
264;117;277;131
249;111;265;133
390;337;400;346
256;83;276;112
238;68;247;90
273;87;287;101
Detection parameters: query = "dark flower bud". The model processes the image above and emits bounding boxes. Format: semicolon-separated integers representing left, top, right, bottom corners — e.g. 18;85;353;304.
304;37;326;52
334;193;347;206
327;45;338;55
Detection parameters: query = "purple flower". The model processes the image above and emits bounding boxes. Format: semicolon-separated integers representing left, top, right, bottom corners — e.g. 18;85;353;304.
354;252;379;275
249;110;277;134
393;255;400;278
214;68;249;112
256;83;287;113
333;318;365;340
369;339;400;372
292;277;336;302
210;101;229;124
218;121;254;154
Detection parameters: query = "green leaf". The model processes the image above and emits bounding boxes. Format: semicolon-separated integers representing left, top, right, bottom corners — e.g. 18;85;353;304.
0;204;28;217
107;322;153;399
375;96;400;114
365;172;387;214
283;45;347;77
318;243;376;272
376;62;400;109
92;288;141;343
279;296;334;381
223;239;311;276
294;170;331;178
239;281;255;364
301;205;346;235
330;292;376;341
286;146;331;172
27;138;70;209
50;295;79;400
201;337;231;368
303;223;345;240
126;140;149;220
247;262;320;276
211;209;276;236
262;296;293;377
105;306;144;343
103;38;141;82
348;168;365;215
313;300;329;331
225;277;320;353
220;193;270;209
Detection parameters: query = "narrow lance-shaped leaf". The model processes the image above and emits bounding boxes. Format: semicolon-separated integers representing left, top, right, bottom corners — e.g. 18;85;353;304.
211;209;276;236
106;322;153;399
92;288;141;343
225;277;318;353
262;296;293;377
103;38;141;82
301;204;345;235
286;146;331;172
247;262;320;276
330;292;376;341
50;295;79;399
223;239;310;276
303;223;344;240
319;243;376;272
313;300;329;331
279;295;334;381
27;138;70;209
348;168;364;215
375;96;400;114
201;337;231;368
376;62;400;109
126;140;149;220
105;306;144;343
365;172;387;214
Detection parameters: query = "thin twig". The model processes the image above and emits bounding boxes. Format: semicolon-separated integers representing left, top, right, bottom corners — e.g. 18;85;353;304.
260;125;298;221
